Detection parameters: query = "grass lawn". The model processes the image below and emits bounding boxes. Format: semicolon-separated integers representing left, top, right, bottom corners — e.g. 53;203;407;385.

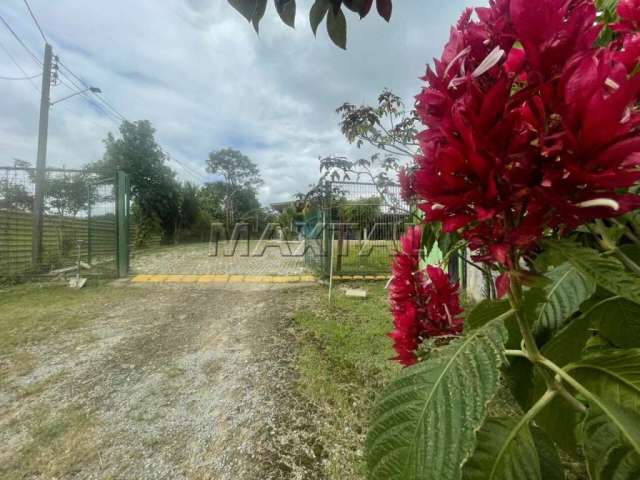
0;282;134;479
292;282;400;479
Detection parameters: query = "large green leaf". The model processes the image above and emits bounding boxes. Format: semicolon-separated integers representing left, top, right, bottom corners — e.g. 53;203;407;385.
568;350;640;477
580;404;640;480
568;349;640;412
462;417;541;480
465;299;511;331
530;426;565;480
366;322;506;480
535;262;596;332
546;241;640;305
589;299;640;348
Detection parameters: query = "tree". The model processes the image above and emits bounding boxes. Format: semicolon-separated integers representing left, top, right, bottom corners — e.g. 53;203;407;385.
91;120;181;241
206;148;263;230
0;181;33;211
46;172;93;218
227;0;394;49
173;182;211;242
299;90;417;215
198;180;262;233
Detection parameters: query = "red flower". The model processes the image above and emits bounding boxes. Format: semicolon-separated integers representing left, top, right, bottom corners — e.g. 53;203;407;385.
388;227;464;366
407;0;640;266
618;0;640;27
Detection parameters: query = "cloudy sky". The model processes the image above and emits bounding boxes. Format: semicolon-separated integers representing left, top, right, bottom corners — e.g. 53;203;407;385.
0;0;474;204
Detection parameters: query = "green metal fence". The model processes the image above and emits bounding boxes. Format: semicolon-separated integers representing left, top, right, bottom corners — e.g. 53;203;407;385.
0;166;127;280
304;181;412;277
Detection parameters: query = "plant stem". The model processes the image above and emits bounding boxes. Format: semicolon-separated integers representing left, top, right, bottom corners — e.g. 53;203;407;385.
613;219;640;245
507;281;543;362
552;374;588;413
540;358;602;412
521;389;557;425
614;248;640;276
588;223;640;276
504;349;529;359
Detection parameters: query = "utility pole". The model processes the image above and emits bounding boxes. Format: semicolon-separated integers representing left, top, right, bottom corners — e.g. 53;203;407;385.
31;43;53;267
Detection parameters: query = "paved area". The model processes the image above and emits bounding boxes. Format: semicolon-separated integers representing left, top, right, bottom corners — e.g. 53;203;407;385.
131;241;308;276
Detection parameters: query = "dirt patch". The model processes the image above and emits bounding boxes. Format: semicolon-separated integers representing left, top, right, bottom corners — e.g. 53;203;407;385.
0;282;324;480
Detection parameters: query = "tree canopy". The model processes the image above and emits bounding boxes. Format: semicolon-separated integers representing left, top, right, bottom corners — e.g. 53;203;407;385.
91;120;180;240
206;148;263;191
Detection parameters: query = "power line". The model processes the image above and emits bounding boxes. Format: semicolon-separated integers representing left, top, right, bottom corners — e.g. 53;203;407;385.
0;37;39;93
166;154;207;183
56;57;207;182
2;8;207;184
57;59;126;121
0;72;39;80
22;0;47;43
0;13;42;66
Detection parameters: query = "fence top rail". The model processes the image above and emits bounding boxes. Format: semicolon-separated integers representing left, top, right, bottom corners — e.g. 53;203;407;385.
329;180;401;187
0;166;86;174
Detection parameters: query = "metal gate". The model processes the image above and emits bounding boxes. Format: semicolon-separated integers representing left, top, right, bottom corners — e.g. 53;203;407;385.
304;181;411;277
0;166;130;280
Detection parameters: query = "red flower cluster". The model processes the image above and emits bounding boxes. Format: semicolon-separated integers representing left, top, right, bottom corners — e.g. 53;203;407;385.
405;0;640;266
389;226;464;366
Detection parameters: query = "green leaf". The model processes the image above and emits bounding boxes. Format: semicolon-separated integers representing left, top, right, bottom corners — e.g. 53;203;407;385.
619;244;640;266
535;262;596;332
309;0;329;35
567;349;640;477
275;0;296;27
540;314;593;368
366;322;506;480
531;426;565;480
465;299;511;331
252;0;268;32
546;240;640;305
580;404;640;480
462;417;541;480
568;349;640;412
326;7;347;49
228;0;259;22
589;299;640;348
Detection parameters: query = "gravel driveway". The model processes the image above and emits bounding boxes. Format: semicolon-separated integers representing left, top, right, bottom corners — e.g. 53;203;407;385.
130;242;308;276
0;281;322;480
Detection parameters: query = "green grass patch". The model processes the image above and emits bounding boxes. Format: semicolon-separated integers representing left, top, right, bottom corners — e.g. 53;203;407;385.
293;282;399;479
0;405;100;480
0;282;123;353
0;282;134;384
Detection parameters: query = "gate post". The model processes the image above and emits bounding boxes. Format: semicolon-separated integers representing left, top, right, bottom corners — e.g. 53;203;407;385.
115;170;130;278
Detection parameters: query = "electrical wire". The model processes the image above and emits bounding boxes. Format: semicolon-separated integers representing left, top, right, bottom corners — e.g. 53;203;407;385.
3;6;207;184
0;37;39;93
0;72;39;80
22;0;47;43
58;60;126;121
0;13;42;66
57;58;207;182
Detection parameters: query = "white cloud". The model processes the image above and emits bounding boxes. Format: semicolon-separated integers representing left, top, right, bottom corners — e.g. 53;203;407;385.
0;0;470;203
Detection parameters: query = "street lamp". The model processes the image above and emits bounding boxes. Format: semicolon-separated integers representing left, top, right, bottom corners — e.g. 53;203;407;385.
50;86;101;106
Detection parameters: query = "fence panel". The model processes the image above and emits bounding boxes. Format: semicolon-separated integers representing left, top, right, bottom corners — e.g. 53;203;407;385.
303;181;411;277
0;166;118;279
